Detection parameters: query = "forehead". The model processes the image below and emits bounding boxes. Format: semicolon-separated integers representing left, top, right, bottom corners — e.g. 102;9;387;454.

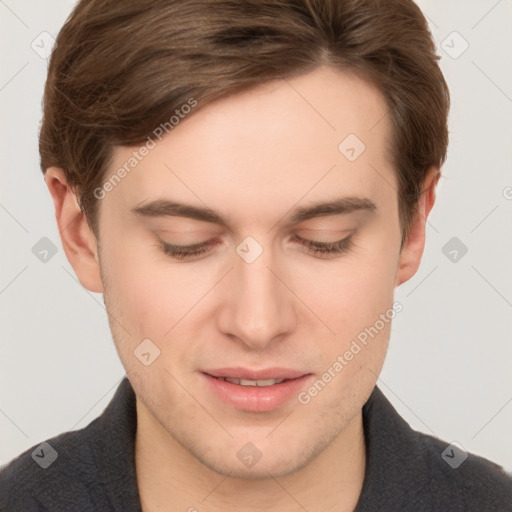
104;65;395;227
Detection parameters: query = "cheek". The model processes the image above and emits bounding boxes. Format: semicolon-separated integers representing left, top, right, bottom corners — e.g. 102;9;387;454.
99;234;172;333
302;241;398;331
100;233;217;349
298;256;397;407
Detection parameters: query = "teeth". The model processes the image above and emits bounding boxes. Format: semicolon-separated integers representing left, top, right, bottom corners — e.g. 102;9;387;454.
223;377;285;387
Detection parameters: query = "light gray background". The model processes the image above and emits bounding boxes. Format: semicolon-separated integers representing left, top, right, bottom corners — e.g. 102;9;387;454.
1;0;511;472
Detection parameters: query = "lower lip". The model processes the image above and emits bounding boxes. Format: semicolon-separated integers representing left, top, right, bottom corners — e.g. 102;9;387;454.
202;373;313;412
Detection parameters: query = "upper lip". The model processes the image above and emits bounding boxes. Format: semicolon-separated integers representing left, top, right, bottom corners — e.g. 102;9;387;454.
203;367;309;380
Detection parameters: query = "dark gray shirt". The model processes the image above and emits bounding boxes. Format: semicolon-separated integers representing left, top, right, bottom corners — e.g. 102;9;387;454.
1;377;511;511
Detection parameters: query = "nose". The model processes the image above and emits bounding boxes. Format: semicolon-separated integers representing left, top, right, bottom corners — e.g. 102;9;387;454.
217;241;297;350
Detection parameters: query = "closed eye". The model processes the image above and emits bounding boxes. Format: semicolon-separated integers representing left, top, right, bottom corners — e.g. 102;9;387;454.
158;234;354;261
290;234;353;257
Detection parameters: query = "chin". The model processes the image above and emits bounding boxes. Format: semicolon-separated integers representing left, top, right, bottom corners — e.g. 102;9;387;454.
186;430;331;481
197;452;308;481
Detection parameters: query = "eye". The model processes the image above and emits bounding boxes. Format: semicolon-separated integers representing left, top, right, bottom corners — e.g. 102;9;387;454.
159;234;353;260
158;239;219;260
291;234;353;257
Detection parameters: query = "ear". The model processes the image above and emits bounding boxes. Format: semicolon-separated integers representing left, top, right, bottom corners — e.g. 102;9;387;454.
45;167;104;293
395;167;440;287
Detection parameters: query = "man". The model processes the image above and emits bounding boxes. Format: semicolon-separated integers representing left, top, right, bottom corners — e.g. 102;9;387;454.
1;0;511;510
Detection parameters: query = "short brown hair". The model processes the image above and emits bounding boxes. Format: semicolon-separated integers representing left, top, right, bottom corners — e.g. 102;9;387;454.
40;0;449;243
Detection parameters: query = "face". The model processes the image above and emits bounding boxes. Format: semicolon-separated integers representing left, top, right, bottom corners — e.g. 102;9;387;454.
95;65;403;478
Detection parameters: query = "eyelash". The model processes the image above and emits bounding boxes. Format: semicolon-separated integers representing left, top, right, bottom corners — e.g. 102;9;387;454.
292;235;353;256
159;235;353;260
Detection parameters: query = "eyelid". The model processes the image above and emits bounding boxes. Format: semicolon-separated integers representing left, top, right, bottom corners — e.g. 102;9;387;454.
291;233;353;249
295;227;355;240
158;232;352;250
158;232;354;260
159;239;214;254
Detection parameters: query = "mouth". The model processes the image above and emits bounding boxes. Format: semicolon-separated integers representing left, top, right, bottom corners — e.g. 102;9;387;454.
201;368;313;412
215;377;287;387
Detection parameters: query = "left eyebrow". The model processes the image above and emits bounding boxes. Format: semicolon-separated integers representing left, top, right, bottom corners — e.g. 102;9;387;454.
288;197;377;224
132;196;377;230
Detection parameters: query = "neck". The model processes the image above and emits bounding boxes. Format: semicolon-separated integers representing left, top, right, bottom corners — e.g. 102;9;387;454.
135;400;366;512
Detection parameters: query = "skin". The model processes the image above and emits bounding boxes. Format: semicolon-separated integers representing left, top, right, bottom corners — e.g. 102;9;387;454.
46;65;438;511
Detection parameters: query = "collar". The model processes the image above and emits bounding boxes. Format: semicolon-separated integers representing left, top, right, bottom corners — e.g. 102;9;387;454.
354;386;428;510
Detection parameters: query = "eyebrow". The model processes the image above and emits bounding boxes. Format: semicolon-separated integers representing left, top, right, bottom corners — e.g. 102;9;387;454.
132;196;377;228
